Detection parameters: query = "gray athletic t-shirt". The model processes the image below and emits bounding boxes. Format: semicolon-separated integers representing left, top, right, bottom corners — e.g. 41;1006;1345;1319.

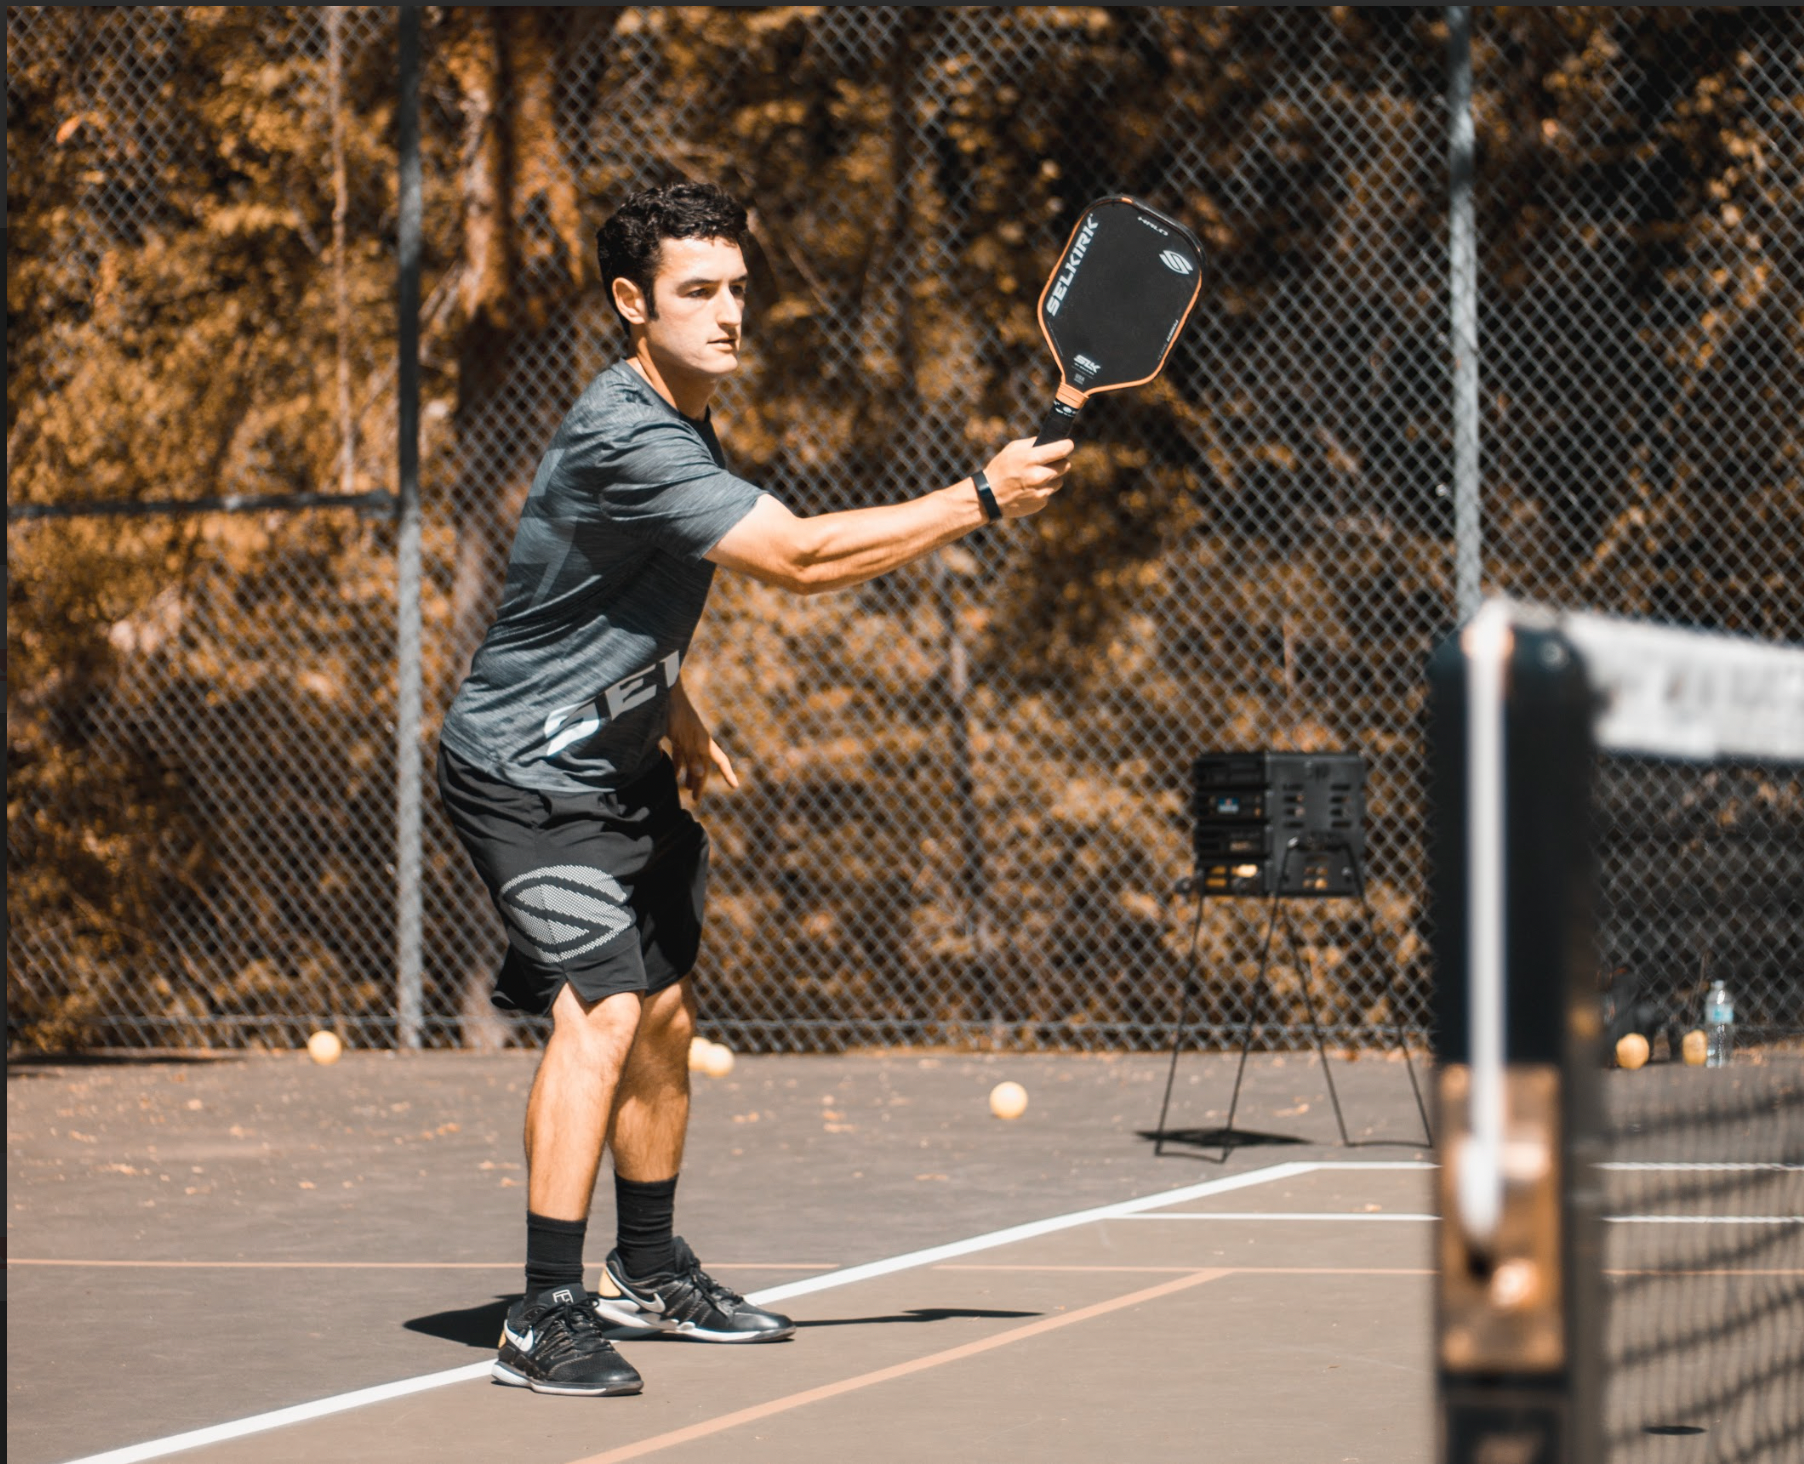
439;361;766;794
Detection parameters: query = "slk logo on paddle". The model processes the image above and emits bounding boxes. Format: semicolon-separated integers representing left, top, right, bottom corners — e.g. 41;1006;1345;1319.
1160;250;1194;274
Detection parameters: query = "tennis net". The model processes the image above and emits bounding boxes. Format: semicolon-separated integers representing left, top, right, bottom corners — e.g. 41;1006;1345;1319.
1601;1067;1802;1460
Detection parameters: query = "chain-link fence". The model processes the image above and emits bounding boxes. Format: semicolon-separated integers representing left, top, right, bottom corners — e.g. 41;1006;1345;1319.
1467;12;1804;1043
9;7;1801;1053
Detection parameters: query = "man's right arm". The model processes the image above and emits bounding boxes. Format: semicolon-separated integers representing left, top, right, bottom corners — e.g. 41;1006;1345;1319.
706;436;1071;595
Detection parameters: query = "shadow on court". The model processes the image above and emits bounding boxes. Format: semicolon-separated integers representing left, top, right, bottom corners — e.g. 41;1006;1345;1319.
1139;1125;1311;1154
791;1307;1041;1329
405;1297;519;1349
400;1297;1041;1353
6;1051;241;1073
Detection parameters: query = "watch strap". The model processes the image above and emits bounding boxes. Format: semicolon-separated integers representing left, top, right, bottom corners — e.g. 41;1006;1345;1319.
972;468;1002;524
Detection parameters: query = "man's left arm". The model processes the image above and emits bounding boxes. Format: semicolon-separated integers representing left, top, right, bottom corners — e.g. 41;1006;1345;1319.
665;676;739;801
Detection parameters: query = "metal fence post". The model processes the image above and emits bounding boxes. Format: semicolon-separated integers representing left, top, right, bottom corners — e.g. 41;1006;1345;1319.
1448;6;1481;626
395;5;424;1049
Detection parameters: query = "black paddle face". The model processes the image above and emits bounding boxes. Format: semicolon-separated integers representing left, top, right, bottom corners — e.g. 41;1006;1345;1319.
1033;197;1203;444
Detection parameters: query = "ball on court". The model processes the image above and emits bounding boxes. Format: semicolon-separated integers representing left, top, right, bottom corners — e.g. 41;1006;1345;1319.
688;1035;713;1072
1681;1029;1709;1067
700;1042;735;1079
306;1030;343;1066
989;1081;1028;1120
1615;1032;1649;1071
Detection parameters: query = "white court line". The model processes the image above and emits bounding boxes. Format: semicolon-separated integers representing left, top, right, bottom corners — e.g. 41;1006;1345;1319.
747;1158;1424;1306
1125;1211;1803;1226
1601;1162;1803;1172
1289;1161;1439;1171
1125;1211;1804;1226
56;1364;497;1464
1605;1215;1803;1226
1124;1211;1435;1222
61;1157;1414;1464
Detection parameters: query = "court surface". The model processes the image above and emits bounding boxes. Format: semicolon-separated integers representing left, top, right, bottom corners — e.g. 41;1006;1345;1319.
8;1046;1440;1464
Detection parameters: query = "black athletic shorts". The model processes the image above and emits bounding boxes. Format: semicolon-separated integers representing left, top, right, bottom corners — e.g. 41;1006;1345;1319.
435;743;709;1016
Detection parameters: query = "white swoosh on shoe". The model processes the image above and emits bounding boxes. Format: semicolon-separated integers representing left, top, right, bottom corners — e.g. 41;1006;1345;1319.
612;1276;665;1313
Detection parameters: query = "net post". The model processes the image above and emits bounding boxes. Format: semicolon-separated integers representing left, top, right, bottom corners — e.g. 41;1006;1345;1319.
1428;605;1602;1464
394;5;425;1051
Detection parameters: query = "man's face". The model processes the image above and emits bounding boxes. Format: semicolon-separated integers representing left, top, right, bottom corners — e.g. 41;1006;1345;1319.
617;235;747;382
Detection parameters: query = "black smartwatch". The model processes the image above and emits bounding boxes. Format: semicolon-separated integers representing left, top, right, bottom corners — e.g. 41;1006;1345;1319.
972;468;1003;524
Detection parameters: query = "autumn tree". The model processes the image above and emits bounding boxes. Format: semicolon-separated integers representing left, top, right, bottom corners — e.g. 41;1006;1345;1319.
9;7;1798;1050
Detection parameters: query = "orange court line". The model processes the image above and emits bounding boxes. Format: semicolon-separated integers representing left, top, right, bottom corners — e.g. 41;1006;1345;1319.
4;1259;834;1271
567;1267;1232;1464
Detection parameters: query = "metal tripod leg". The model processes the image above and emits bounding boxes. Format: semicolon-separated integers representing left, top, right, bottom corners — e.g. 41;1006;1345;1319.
1394;1018;1434;1146
1343;842;1434;1148
1153;893;1207;1157
1221;874;1287;1148
1281;903;1352;1146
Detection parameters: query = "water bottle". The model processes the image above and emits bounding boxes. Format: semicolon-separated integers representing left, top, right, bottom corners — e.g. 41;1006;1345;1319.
1704;980;1734;1068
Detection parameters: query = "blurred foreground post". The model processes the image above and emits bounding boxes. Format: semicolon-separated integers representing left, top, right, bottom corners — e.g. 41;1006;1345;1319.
395;6;424;1049
1428;603;1601;1464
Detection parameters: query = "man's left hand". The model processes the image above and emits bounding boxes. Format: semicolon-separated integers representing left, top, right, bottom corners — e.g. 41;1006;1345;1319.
666;680;739;801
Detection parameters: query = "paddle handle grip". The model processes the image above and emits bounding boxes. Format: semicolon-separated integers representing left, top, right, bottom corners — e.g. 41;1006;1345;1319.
1035;399;1082;447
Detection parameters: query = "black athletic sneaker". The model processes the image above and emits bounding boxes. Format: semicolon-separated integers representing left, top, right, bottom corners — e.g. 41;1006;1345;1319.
595;1236;796;1342
493;1283;645;1395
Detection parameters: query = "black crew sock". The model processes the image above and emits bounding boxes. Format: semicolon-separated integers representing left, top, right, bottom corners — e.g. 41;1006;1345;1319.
614;1173;679;1280
524;1210;588;1301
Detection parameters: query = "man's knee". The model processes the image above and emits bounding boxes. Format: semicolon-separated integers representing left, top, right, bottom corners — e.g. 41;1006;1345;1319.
637;981;695;1052
551;986;642;1064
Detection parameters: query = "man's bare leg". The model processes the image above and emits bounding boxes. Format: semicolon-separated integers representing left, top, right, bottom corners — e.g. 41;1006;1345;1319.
590;978;791;1339
609;978;696;1182
601;980;691;1285
496;984;646;1396
526;984;642;1220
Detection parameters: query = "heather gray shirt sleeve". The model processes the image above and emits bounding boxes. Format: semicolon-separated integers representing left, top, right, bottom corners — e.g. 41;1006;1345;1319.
563;403;764;560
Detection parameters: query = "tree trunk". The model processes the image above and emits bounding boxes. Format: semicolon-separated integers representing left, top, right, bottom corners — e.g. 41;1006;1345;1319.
438;9;598;1045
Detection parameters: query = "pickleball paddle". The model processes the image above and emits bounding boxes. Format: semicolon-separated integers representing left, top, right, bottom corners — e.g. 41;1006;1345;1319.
1032;197;1204;446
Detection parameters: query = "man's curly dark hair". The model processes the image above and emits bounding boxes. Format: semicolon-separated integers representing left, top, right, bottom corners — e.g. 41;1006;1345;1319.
595;182;749;335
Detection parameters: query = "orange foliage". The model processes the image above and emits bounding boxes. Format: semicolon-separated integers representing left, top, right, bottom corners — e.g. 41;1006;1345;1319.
8;7;1798;1049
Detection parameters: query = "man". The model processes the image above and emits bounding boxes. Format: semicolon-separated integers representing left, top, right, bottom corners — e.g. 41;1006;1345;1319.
437;181;1070;1396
